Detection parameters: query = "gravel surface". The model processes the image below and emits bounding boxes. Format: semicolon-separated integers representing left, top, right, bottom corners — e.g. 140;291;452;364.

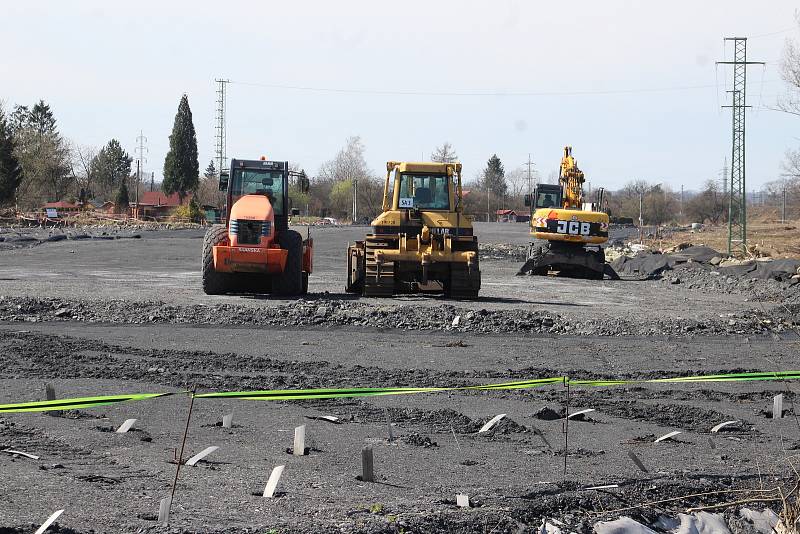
1;223;799;533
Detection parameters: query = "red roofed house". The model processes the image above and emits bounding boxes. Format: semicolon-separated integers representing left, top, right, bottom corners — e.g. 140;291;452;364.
495;209;517;223
133;191;192;219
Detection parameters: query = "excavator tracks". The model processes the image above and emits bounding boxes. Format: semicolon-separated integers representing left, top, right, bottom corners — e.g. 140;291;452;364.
363;238;395;297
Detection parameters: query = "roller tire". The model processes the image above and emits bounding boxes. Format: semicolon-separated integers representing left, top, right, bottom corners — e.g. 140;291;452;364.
202;225;232;295
273;230;304;296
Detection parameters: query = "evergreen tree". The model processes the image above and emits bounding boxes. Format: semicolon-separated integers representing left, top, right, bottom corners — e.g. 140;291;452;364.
10;100;71;206
482;154;507;197
28;100;57;136
114;179;130;213
0;107;22;206
90;139;132;198
162;94;199;203
204;159;217;178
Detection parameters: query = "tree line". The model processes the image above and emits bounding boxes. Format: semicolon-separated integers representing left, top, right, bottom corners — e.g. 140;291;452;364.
2;14;798;224
0;94;202;216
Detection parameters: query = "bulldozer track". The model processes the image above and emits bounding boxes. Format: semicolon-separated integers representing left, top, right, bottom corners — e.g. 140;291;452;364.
446;260;480;299
363;238;395;297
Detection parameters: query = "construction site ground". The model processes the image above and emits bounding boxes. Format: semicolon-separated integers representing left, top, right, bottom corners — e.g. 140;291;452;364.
640;216;800;259
1;222;799;533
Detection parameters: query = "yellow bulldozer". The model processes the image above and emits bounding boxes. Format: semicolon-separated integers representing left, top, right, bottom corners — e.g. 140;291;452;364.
345;161;480;298
518;146;618;279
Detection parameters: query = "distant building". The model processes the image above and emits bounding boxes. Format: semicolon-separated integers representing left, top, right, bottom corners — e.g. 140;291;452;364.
495;209;518;223
132;191;191;219
84;199;115;214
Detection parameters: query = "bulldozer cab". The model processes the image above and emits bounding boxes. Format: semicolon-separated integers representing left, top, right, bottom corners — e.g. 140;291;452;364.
384;162;463;214
219;159;308;230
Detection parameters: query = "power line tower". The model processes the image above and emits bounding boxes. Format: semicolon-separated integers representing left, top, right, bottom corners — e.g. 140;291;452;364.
134;130;148;207
717;38;763;256
523;153;537;197
720;157;728;196
214;79;230;178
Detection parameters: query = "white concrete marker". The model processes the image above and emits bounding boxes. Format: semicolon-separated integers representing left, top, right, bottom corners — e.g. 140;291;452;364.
157;496;171;524
654;431;682;443
456;494;470;507
34;509;64;534
263;465;285;498
711;420;738;433
1;448;39;460
567;409;596;420
452;315;461;327
315;415;339;423
478;414;506;433
185;446;219;466
222;413;233;428
773;394;784;420
116;418;137;434
293;425;306;456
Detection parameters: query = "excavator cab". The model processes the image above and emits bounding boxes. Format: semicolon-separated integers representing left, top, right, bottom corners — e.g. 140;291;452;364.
528;184;563;209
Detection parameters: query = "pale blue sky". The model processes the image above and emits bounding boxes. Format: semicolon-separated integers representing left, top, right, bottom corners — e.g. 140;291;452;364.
3;1;799;190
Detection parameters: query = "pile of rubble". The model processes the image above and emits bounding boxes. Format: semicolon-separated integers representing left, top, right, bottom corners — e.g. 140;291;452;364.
478;242;529;261
607;242;800;300
1;295;797;338
0;223;201;250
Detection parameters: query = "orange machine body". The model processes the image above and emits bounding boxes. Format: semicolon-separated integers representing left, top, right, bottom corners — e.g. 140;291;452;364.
212;195;288;273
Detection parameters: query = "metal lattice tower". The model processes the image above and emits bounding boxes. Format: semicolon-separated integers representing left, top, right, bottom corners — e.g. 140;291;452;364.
214;79;230;177
134;130;148;206
717;38;763;256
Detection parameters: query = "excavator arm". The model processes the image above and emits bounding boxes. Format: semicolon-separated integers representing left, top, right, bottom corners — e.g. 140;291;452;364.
560;146;585;209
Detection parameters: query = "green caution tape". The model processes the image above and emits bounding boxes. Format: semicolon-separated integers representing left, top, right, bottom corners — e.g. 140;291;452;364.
1;371;799;413
571;370;800;387
195;377;567;401
195;386;449;401
0;393;174;413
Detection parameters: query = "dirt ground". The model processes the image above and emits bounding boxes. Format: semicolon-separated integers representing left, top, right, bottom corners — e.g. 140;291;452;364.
0;222;799;533
643;217;800;258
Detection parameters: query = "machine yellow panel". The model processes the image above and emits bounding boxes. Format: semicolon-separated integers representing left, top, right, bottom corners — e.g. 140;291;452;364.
530;208;609;245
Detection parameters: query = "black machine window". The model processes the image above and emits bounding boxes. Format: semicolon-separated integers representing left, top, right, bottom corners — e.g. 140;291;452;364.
397;173;450;210
230;169;285;215
536;191;561;209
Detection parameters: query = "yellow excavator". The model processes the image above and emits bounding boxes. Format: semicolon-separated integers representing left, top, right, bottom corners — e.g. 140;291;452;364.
345;161;480;298
518;146;618;279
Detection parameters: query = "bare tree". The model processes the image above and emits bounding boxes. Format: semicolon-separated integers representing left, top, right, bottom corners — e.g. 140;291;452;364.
778;17;800;178
778;15;800;117
71;143;98;199
431;142;458;163
505;167;528;198
315;136;380;221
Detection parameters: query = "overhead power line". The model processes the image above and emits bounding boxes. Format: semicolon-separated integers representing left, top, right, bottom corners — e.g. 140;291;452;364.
230;79;779;98
748;26;797;39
